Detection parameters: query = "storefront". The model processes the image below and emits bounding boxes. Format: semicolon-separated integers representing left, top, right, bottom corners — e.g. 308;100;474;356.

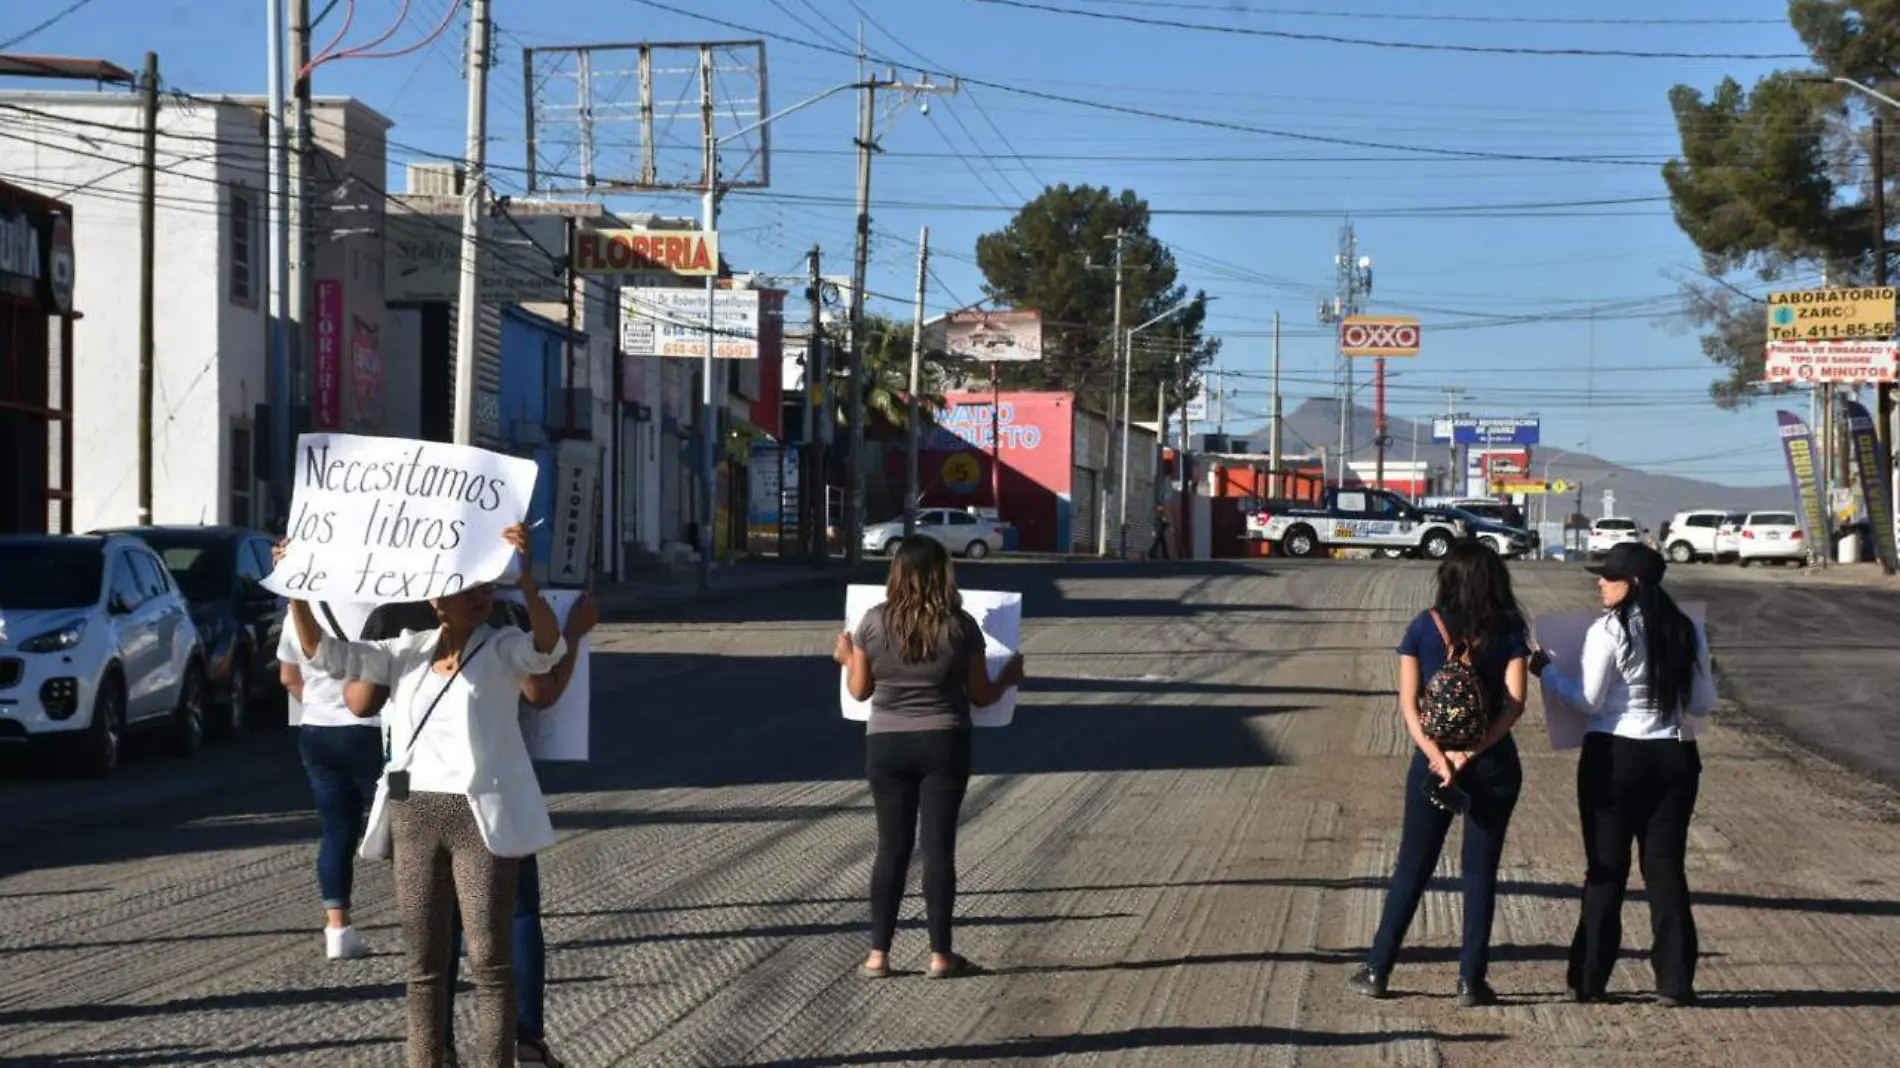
0;182;76;534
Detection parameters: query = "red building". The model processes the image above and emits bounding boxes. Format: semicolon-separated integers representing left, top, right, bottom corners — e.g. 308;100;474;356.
0;180;76;533
912;391;1081;552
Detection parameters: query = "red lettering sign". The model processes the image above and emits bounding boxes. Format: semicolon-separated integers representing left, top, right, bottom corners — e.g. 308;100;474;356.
571;228;720;276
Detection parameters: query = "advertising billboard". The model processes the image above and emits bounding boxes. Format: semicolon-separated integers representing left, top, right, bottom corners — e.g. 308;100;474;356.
1433;416;1540;446
1766;286;1897;343
1339;315;1421;357
619;287;760;360
384;214;566;303
926;309;1044;362
575;227;719;276
1764;340;1900;384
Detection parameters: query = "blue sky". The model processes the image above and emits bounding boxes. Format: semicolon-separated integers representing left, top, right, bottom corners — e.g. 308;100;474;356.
3;0;1822;486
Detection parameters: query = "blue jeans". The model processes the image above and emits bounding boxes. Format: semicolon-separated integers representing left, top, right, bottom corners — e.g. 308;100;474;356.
299;726;384;910
1367;735;1523;984
447;854;545;1044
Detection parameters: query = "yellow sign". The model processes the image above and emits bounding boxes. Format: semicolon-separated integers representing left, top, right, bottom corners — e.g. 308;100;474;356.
1490;478;1570;495
1766;287;1897;343
1551;479;1571;493
941;452;982;494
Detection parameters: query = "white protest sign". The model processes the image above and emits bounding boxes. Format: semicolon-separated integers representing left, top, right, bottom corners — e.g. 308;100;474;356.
499;588;590;761
1534;601;1706;749
266;434;539;605
842;585;1022;727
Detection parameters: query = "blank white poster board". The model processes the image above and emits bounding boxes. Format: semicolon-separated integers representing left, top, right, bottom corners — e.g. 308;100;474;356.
1535;601;1706;750
842;585;1022;727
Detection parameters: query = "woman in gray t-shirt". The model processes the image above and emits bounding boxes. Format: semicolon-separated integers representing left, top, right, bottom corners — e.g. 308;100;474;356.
835;535;1023;979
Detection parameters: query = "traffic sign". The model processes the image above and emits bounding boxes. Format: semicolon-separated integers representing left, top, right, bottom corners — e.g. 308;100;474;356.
1339;316;1421;357
1765;287;1897;343
1551;479;1571;493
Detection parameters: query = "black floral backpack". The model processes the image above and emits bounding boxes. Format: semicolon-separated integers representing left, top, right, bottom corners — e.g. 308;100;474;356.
1418;610;1490;749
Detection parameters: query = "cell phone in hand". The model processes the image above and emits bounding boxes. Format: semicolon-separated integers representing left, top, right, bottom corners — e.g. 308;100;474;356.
1423;778;1470;814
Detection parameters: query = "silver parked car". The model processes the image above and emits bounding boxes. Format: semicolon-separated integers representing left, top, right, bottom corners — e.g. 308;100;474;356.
861;509;1007;559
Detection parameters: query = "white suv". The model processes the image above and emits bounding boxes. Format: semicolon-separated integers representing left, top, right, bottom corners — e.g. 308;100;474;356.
1663;509;1743;564
0;534;208;776
1586;518;1643;561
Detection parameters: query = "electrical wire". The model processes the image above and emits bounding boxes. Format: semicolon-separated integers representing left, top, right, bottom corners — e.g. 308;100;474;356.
970;0;1811;60
623;1;1696;168
0;0;99;50
1058;0;1787;26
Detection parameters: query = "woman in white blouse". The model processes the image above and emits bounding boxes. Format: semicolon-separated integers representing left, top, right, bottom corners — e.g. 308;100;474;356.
1532;542;1718;1009
284;523;565;1068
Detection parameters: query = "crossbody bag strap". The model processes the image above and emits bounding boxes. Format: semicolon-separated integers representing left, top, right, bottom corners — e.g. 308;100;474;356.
398;636;489;761
316;602;349;641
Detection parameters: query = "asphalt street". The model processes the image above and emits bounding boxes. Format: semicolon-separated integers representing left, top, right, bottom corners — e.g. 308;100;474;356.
2;559;1898;1067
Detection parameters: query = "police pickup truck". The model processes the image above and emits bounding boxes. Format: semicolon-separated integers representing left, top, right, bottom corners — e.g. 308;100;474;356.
1253;488;1467;560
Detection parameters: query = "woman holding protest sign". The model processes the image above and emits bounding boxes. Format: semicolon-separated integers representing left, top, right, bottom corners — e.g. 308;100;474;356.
282;523;565;1068
834;535;1024;980
346;591;598;1068
1350;540;1529;1008
1531;542;1717;1008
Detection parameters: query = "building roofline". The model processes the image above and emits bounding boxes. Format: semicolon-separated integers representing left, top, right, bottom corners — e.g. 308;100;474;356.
0;89;394;131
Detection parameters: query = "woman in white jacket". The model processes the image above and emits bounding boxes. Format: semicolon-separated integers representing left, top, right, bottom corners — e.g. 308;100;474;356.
1532;542;1718;1008
283;524;565;1068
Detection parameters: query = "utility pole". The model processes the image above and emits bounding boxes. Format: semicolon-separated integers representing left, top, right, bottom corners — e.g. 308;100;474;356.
1178;342;1193;558
1441;387;1464;497
846;80;874;568
1878;114;1893;471
696;47;721;591
904;226;929;538
1099;227;1125;557
451;0;492;447
289;0;310;428
806;245;825;568
1269;312;1283;498
137;51;159;525
266;0;291;524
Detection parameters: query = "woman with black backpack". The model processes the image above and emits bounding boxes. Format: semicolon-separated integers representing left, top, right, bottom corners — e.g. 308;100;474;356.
1350;539;1530;1007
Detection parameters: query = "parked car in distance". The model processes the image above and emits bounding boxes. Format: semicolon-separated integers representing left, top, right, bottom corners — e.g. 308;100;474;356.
1423;506;1533;558
94;525;285;737
861;508;1007;559
0;534;208;776
1735;511;1809;567
1586;518;1644;561
1663;509;1744;564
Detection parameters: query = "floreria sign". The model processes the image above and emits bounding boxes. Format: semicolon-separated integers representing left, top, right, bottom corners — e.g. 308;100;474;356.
572;228;719;276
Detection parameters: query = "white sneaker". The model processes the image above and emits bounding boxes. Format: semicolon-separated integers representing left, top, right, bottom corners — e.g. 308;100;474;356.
325;925;373;960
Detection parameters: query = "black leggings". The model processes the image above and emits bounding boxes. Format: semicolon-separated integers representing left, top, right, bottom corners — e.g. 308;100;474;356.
866;728;972;955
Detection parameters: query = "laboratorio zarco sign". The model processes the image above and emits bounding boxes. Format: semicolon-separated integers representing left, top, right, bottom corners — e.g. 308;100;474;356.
1339;315;1422;357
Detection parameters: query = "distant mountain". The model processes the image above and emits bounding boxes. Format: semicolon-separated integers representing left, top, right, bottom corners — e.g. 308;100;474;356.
1236;398;1792;528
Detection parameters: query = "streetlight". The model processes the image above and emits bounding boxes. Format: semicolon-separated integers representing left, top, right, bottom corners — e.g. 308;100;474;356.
1118;294;1212;556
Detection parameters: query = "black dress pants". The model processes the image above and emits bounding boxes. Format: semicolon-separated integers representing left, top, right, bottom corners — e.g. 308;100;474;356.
1569;732;1702;1000
866;728;972;955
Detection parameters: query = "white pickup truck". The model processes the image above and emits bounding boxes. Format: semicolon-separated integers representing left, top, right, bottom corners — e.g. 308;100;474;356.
1254;488;1468;560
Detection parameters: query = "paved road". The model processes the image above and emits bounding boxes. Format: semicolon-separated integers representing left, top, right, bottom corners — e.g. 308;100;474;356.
3;560;1898;1067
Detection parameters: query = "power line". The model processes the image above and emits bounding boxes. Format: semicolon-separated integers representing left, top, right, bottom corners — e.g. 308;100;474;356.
970;0;1810;60
1059;0;1787;26
0;0;99;50
623;0;1683;168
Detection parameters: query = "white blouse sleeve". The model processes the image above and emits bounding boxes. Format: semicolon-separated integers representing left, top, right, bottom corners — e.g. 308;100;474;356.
309;634;404;687
1542;618;1621;714
1687;621;1719;718
493;625;567;678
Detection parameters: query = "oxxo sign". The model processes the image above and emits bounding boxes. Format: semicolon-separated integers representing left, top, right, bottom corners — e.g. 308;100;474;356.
1339;315;1421;357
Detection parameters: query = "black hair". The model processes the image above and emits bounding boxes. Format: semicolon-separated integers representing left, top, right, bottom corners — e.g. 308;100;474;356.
1432;539;1525;645
1611;574;1700;716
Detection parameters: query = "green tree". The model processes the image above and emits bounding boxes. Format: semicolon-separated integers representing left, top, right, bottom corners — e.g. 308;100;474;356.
974;183;1218;417
1664;0;1895;407
824;313;948;434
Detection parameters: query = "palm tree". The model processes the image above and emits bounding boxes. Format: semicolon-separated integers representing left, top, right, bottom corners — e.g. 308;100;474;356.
826;314;948;436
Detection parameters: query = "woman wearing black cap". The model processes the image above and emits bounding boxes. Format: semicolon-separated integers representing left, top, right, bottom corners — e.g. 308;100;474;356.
1531;542;1718;1007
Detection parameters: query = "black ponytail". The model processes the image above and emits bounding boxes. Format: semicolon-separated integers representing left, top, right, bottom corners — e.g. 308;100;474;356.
1614;580;1700;715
